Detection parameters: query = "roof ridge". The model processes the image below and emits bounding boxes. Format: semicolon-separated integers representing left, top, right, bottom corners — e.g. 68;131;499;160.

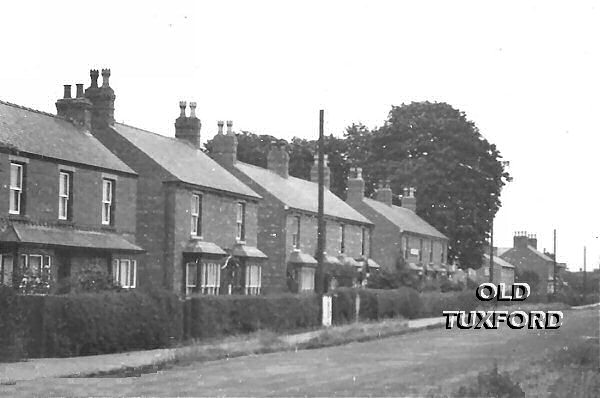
0;99;64;120
237;161;322;186
115;121;185;144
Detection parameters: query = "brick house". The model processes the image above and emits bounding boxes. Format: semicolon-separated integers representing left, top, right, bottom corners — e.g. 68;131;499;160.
211;129;373;293
500;232;564;293
471;253;515;286
345;168;449;277
0;88;142;294
82;70;265;297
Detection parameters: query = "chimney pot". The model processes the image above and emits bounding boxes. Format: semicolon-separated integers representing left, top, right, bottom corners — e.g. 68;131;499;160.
101;68;111;87
90;69;99;88
189;102;197;118
75;84;84;98
63;85;72;99
217;120;224;134
179;101;187;117
226;120;233;135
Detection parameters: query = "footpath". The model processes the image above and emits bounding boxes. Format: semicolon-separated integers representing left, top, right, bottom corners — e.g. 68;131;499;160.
0;316;444;383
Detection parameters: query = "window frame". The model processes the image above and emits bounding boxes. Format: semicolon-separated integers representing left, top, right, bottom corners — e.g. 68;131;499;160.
112;258;136;288
340;224;345;254
244;263;262;295
101;179;114;225
190;194;202;237
236;202;246;242
200;261;220;295
429;240;434;263
185;262;198;296
361;227;367;256
292;215;301;249
58;171;71;220
9;162;24;215
419;239;423;262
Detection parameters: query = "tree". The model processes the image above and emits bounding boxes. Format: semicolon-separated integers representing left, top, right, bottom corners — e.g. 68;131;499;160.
352;102;510;269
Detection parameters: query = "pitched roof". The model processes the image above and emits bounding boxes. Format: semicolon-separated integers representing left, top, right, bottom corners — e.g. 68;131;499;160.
0;101;134;174
362;197;447;239
234;162;371;224
528;246;554;262
483;253;515;269
111;123;259;199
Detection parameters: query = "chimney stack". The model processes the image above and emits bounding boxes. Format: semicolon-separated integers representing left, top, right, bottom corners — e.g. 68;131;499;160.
56;83;92;129
267;141;290;178
174;101;202;148
375;180;393;206
84;68;115;129
310;154;331;190
346;167;365;204
527;233;538;249
211;120;238;168
402;187;417;212
63;85;72;99
513;231;530;249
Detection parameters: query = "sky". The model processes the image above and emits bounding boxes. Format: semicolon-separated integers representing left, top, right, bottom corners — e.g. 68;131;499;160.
1;0;598;270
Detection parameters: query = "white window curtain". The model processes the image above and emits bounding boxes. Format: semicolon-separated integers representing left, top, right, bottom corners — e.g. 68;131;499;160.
245;264;262;295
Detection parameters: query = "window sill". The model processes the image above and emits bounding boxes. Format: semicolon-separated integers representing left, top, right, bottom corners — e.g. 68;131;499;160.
236;240;246;245
190;235;203;240
8;214;29;221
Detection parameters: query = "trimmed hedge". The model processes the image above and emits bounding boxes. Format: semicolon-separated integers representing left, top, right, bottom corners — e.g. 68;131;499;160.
331;287;479;324
186;293;321;339
9;289;182;358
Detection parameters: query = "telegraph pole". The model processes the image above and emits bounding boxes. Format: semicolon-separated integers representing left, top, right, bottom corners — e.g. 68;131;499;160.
553;229;557;294
315;110;325;295
489;219;494;283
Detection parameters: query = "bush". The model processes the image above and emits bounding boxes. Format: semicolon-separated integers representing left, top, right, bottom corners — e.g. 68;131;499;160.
455;363;525;397
0;286;26;361
440;278;464;292
187;293;320;339
16;289;183;358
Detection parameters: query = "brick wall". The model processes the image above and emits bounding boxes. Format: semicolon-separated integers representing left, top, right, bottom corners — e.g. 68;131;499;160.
501;248;552;293
166;184;260;294
0;152;136;232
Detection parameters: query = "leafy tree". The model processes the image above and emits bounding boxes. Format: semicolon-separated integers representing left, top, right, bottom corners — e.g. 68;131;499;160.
352;102;510;269
515;269;541;292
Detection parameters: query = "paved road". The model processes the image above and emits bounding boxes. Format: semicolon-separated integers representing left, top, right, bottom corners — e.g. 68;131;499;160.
2;308;597;397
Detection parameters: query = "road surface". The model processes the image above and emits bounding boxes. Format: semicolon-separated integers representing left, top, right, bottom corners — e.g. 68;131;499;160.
2;308;598;397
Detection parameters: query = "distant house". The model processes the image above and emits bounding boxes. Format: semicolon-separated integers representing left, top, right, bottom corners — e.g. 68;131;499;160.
211;130;373;293
500;232;564;293
345;168;449;277
0;88;142;293
83;69;266;297
472;254;515;286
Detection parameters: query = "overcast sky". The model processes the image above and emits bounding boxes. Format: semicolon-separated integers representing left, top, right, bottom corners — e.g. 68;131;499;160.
1;0;598;270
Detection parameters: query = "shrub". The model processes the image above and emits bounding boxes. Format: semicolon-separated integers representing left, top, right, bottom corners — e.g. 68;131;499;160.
440;278;464;292
331;288;357;324
188;293;320;340
455;363;525;397
420;291;478;318
0;286;26;361
18;289;183;358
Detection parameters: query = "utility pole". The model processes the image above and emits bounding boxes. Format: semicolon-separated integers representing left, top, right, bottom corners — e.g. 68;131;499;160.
315;110;325;295
583;246;587;299
489;219;494;283
553;229;557;295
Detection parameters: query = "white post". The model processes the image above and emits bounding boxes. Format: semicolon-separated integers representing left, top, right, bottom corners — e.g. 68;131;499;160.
355;292;361;322
322;295;332;327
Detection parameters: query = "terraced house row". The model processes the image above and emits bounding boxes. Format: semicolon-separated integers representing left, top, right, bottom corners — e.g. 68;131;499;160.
0;69;449;297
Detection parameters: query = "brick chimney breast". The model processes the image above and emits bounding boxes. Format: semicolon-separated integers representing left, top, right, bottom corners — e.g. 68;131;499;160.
402;186;417;212
56;83;92;130
174;101;202;148
84;67;115;129
375;180;393;206
310;153;331;190
211;120;237;168
267;141;290;178
527;233;538;249
513;231;529;249
346;167;365;204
